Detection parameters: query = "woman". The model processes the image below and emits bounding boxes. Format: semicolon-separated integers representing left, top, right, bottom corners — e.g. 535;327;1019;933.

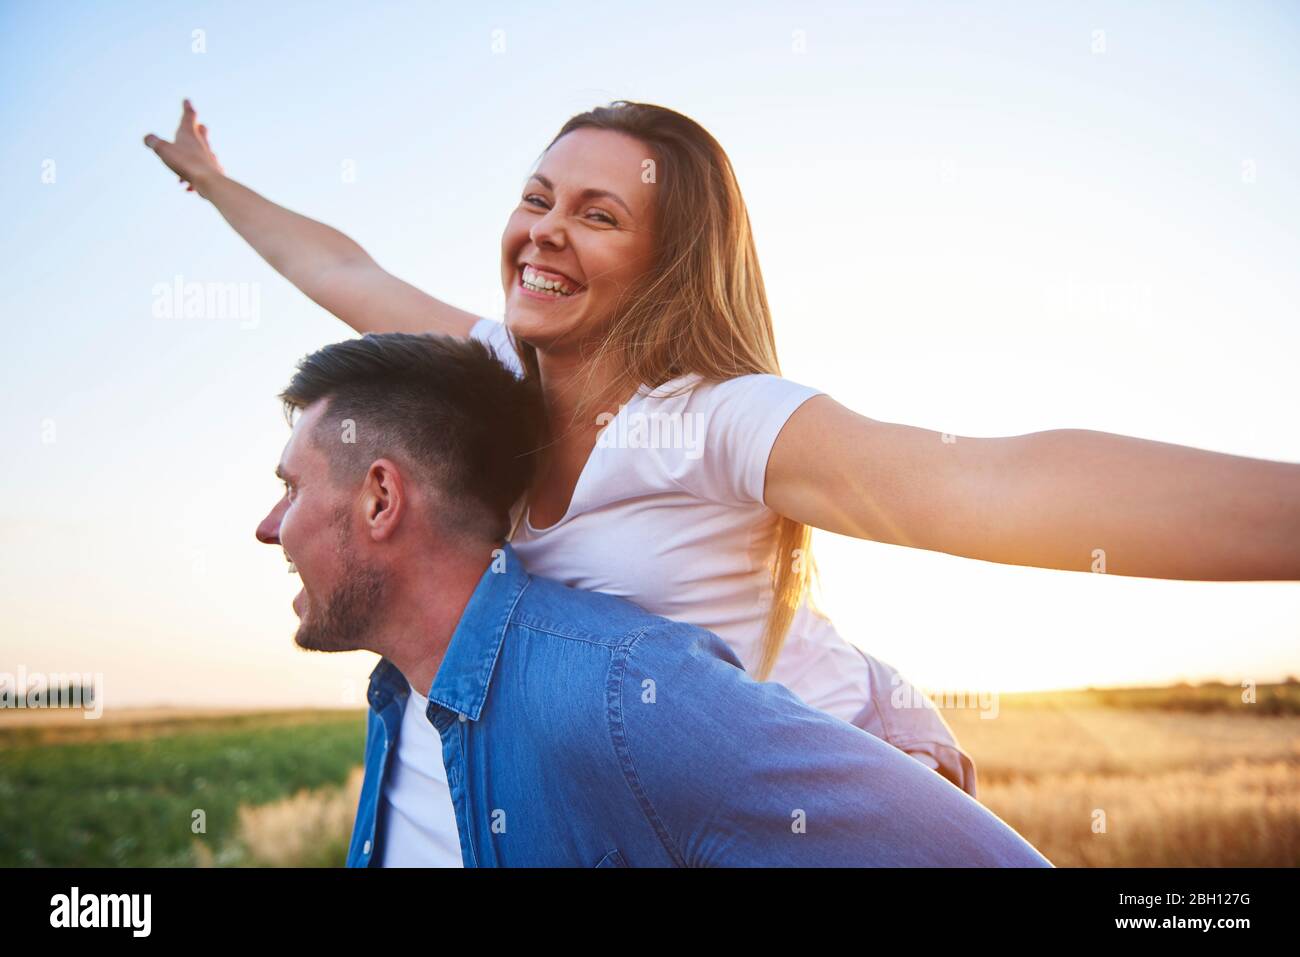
145;99;1300;811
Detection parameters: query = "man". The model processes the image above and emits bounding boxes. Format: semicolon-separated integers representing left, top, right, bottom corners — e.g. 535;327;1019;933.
255;332;1051;867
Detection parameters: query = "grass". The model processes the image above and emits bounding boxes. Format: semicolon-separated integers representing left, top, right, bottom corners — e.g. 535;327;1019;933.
0;709;366;867
213;766;366;867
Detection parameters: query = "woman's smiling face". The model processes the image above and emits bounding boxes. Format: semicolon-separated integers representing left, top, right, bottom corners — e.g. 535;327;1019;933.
500;127;657;355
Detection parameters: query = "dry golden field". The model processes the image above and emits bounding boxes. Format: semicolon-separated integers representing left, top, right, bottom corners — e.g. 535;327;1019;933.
942;692;1300;867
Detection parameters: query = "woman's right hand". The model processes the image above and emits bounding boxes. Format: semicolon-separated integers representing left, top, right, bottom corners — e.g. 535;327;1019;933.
140;100;478;338
143;99;225;194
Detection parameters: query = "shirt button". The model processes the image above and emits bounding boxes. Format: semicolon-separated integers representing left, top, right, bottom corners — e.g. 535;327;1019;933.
458;712;467;722
363;840;372;855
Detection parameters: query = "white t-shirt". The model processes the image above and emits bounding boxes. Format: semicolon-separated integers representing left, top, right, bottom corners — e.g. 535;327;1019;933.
378;682;463;867
473;316;875;718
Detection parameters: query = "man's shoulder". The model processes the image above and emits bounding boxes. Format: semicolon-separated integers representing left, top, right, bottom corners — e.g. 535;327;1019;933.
505;571;755;716
511;573;694;650
517;574;749;678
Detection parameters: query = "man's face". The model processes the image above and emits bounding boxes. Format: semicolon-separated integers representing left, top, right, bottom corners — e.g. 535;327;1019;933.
255;402;386;653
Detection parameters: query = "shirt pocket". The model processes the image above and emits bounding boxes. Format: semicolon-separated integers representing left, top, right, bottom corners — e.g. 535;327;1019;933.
594;849;627;868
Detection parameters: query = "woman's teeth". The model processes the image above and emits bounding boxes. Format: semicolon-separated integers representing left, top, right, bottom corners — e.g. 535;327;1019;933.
522;266;576;297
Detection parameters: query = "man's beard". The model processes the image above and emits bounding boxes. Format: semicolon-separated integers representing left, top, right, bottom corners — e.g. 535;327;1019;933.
294;512;387;653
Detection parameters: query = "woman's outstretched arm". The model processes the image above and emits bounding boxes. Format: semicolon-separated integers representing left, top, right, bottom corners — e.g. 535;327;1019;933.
764;395;1300;581
143;99;479;338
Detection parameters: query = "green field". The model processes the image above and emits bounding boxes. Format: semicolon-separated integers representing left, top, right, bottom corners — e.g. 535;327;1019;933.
0;709;366;867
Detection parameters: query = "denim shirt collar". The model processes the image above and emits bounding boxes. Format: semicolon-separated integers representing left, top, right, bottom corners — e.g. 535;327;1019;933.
366;543;530;722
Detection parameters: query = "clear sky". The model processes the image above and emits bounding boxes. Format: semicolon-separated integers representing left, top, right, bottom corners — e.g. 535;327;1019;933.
2;0;1298;708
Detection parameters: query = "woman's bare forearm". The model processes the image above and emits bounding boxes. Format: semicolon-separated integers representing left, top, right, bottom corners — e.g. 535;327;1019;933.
191;172;478;337
195;173;372;294
981;429;1300;580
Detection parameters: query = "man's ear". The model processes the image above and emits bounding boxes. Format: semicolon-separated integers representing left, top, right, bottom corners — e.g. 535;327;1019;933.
360;458;405;542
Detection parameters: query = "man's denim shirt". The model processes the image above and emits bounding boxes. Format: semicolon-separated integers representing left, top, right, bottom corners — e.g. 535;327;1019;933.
346;544;1050;867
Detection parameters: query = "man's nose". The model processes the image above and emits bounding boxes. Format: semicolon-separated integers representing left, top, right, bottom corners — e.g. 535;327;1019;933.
255;500;285;544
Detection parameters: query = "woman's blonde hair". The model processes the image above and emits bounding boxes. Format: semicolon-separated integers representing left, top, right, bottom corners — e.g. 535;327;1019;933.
508;100;818;681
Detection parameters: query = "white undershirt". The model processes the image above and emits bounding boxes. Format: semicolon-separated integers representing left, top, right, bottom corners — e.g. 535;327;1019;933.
379;683;463;867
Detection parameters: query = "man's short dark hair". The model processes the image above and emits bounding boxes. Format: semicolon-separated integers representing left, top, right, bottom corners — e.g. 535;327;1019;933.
279;332;544;544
